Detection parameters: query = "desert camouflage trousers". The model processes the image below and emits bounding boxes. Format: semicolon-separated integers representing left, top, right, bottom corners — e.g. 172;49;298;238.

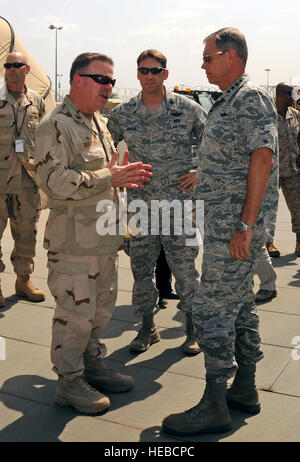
280;174;300;233
126;234;199;317
47;252;118;379
192;198;265;383
0;170;41;276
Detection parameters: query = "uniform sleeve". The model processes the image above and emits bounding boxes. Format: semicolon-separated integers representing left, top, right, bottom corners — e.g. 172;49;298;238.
192;104;207;143
34;117;112;201
237;90;278;156
107;108;123;143
39;97;46;119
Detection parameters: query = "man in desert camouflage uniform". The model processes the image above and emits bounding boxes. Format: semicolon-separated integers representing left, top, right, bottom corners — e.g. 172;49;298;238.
162;27;278;436
0;51;46;307
276;82;300;256
108;49;206;355
34;52;152;414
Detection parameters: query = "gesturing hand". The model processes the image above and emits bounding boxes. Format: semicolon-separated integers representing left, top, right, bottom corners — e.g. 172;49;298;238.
108;150;152;189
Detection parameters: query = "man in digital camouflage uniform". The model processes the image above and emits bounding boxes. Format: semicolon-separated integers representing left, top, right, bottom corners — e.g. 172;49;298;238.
0;51;46;307
108;49;206;355
34;52;152;414
260;83;300;260
162;27;278;436
275;82;300;256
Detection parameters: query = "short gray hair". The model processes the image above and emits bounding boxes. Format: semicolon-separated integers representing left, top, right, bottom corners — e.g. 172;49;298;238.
204;27;248;65
70;52;114;83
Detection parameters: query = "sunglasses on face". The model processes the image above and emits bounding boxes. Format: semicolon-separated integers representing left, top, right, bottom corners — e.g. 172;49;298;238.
137;67;166;75
78;74;116;87
202;50;228;63
4;62;26;69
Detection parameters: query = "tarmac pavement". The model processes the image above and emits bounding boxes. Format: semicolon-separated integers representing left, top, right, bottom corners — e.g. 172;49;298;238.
0;190;299;443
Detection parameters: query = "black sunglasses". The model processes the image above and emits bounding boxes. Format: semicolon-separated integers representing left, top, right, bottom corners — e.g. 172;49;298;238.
78;74;116;87
4;62;26;69
137;67;166;75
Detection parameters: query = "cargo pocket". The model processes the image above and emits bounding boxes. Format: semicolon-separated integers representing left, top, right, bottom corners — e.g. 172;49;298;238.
0;118;13;148
47;259;92;317
202;318;234;339
44;210;68;251
0;117;13;188
74;209;100;249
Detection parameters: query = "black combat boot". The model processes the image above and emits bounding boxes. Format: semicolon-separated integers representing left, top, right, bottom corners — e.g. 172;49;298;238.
162;380;231;436
226;364;261;414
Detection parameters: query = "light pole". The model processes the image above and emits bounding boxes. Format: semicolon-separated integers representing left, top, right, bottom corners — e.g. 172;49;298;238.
49;24;63;102
264;68;271;93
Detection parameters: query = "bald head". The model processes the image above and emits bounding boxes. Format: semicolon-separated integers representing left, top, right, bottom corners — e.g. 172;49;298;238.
6;51;28;64
5;51;30;92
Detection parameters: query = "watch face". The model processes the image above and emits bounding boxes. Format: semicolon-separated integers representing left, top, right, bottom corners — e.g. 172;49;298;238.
237;221;246;231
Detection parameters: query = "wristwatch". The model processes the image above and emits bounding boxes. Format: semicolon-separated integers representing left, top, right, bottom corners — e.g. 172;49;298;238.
236;221;254;232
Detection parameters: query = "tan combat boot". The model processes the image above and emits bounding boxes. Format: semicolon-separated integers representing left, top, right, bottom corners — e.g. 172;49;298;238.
84;356;134;393
55;376;110;414
266;241;280;257
162;381;231;436
15;275;45;302
129;313;160;352
0;282;5;307
226;364;261;414
181;313;201;355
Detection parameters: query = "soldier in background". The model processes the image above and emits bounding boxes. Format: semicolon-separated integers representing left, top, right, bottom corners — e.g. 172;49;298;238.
254;242;277;303
265;84;300;258
293;87;300;111
108;49;206;356
276;83;300;256
34;52;152;414
162;27;278;436
0;51;46;307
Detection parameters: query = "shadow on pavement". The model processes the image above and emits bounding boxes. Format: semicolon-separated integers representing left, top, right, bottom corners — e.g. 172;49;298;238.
0;375;80;442
0;295;20;318
104;346;186;413
106;304;186;341
272;253;299;268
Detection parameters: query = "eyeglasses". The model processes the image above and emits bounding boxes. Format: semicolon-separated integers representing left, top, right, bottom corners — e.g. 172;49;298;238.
4;62;26;69
137;67;166;75
78;74;116;87
202;50;228;63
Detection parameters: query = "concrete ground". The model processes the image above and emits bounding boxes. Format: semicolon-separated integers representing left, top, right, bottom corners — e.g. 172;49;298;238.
0;191;299;443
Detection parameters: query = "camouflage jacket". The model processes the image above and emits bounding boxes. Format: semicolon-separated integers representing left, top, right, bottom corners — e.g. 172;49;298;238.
0;82;45;193
196;74;279;230
107;89;206;205
278;106;300;178
34;95;123;256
